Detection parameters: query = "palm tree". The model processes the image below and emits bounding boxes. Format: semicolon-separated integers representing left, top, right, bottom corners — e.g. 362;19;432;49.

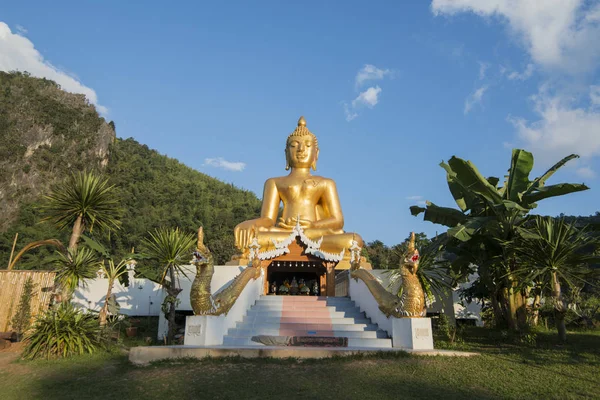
98;258;133;326
41;170;121;251
141;227;196;344
54;247;102;302
510;216;598;341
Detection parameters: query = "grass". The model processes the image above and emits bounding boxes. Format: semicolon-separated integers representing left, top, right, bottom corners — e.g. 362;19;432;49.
1;328;599;400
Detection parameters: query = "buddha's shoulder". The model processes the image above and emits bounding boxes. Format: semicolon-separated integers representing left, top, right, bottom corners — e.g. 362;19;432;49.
307;175;336;186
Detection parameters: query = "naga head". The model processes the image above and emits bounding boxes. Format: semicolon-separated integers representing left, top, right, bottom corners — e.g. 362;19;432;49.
401;232;420;276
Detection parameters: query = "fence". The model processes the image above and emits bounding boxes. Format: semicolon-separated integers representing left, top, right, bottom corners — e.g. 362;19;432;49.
0;270;56;332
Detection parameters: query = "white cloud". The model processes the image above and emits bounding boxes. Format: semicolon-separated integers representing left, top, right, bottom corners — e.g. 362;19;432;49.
591;85;600;107
343;103;358;122
431;0;600;74
507;63;535;80
464;85;488;114
406;195;423;200
478;61;489;80
355;64;392;88
576;166;595;179
508;86;600;162
203;157;246;172
352;86;382;108
0;22;108;115
344;65;391;121
15;24;27;34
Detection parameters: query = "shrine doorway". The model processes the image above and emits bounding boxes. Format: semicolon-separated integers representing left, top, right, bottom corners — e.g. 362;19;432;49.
266;261;326;296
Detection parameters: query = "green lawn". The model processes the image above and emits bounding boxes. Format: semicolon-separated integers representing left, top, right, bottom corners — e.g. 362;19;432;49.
1;328;599;400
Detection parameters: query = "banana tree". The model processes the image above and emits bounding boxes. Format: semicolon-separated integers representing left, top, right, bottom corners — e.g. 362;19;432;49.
410;149;588;330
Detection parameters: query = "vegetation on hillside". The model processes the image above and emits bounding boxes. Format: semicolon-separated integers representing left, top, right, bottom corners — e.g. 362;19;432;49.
0;71;261;268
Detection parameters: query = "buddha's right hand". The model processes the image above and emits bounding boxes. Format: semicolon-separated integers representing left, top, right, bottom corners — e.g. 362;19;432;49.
234;219;269;251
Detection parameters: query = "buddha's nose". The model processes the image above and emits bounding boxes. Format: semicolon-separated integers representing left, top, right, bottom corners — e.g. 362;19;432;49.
297;143;305;151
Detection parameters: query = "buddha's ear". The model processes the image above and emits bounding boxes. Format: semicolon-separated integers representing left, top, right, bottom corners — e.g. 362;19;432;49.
285;149;291;170
311;148;320;171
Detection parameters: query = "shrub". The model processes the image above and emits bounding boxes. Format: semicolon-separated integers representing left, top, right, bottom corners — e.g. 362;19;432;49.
11;277;35;339
22;303;106;360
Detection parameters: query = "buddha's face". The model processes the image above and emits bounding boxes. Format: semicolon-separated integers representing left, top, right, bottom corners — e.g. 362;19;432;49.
286;135;318;170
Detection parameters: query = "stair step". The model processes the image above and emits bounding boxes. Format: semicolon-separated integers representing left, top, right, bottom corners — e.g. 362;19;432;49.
242;316;370;325
222;336;392;349
235;322;378;331
247;310;366;318
227;328;388;339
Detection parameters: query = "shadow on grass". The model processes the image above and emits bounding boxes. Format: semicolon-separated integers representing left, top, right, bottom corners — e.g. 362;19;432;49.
11;329;600;400
26;352;498;400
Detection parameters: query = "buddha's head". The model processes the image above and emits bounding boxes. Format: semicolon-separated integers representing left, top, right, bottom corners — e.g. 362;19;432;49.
285;116;319;170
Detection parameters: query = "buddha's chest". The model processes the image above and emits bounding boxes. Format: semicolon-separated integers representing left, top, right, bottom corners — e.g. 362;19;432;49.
277;178;324;201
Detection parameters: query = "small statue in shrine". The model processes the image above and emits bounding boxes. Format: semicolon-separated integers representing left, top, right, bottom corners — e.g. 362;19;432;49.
270;282;277;294
290;277;299;295
312;281;319;296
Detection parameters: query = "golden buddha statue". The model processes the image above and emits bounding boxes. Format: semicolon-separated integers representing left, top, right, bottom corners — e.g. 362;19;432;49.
233;116;363;266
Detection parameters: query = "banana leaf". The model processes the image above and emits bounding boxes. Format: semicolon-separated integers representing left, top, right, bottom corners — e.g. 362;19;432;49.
524;154;579;195
447;156;503;204
447;216;495;242
410;201;467;227
522;183;589;205
506;149;534;201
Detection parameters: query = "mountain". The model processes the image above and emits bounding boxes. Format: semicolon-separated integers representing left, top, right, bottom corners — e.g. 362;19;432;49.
0;71;261;267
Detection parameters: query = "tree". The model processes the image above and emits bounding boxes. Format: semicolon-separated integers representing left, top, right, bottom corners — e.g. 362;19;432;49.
98;258;133;326
410;149;589;330
509;216;599;341
41;170;121;251
141;227;196;344
54;247;102;302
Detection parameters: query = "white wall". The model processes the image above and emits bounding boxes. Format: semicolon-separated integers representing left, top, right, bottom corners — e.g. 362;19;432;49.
73;276;163;316
73;264;248;318
348;276;393;335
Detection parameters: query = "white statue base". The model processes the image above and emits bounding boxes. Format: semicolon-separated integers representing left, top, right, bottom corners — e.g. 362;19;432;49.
184;315;229;346
392;317;434;350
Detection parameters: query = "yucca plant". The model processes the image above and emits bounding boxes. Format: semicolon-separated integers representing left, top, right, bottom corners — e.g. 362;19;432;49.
41;170;121;250
54;247;102;301
509;216;599;341
141;227;196;344
22;303;105;360
98;258;132;326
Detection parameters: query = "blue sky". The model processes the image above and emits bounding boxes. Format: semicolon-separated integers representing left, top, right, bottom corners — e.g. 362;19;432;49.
2;1;600;246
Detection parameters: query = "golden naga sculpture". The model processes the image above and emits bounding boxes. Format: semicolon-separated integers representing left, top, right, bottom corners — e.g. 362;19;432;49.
233;116;363;265
351;233;426;317
190;227;261;316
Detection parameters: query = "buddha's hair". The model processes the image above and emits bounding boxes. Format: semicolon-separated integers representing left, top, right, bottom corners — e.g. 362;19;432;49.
286;117;319;149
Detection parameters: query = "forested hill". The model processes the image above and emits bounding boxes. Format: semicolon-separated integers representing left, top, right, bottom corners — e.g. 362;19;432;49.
0;71;261;267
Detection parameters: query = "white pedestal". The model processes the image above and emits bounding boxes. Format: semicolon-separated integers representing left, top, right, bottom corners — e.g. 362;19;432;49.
184;315;208;346
392;318;434;350
184;315;231;346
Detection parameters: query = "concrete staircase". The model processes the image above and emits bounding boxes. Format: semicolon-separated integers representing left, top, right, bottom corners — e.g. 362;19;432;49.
223;296;392;348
